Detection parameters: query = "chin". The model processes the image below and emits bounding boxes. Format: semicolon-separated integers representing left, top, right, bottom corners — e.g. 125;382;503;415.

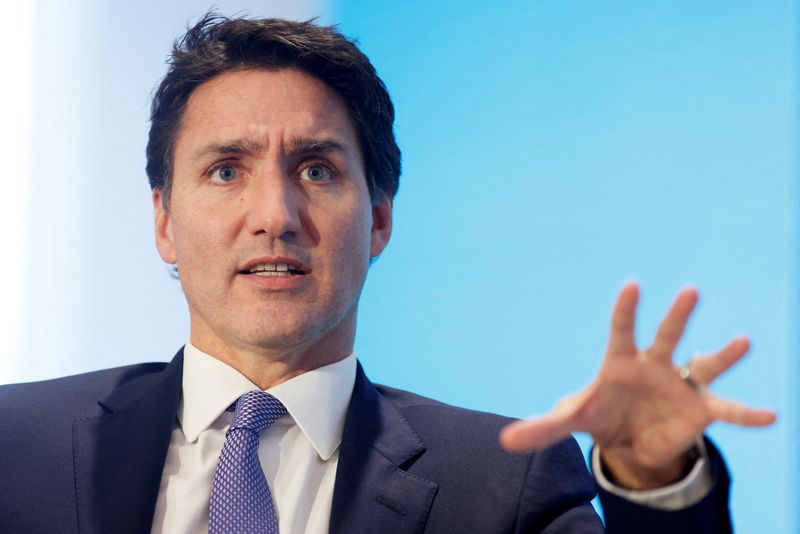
240;315;337;353
206;298;357;358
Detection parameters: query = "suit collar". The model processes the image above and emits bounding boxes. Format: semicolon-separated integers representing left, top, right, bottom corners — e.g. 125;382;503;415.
72;354;439;533
73;350;183;534
329;362;438;534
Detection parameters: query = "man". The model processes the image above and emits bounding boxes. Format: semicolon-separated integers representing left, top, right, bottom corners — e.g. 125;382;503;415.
0;13;774;533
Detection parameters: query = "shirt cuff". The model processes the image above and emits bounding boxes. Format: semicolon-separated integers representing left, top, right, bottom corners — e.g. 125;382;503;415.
591;439;713;511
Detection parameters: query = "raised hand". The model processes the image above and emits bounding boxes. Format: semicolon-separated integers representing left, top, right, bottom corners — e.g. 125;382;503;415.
499;282;776;489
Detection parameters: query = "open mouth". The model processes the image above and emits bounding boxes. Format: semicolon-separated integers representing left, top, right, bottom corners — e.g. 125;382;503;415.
242;262;307;277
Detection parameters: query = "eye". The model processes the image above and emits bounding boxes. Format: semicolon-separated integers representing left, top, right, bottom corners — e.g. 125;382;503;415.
300;163;334;183
210;164;238;183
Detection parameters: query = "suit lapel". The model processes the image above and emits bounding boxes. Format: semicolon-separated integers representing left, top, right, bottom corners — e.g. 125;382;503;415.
73;351;183;534
329;364;438;534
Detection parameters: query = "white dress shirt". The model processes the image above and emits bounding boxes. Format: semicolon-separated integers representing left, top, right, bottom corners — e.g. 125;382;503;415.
151;342;356;534
592;440;712;510
151;342;712;532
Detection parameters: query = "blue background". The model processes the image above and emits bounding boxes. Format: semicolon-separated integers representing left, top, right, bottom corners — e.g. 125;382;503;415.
340;1;797;531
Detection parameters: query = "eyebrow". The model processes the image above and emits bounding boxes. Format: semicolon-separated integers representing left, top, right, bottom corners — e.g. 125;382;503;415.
191;137;348;163
191;138;264;162
284;137;347;156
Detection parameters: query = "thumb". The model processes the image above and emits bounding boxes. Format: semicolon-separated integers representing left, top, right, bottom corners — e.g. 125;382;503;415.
499;413;576;453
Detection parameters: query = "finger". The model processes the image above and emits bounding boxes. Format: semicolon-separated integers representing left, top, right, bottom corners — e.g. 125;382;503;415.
606;282;639;357
649;287;699;362
706;395;777;427
688;336;750;385
499;414;576;453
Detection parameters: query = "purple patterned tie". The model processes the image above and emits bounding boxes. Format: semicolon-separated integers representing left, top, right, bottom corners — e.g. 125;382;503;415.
209;391;287;533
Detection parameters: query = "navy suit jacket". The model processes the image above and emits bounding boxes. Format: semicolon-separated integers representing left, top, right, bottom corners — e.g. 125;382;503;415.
0;349;732;533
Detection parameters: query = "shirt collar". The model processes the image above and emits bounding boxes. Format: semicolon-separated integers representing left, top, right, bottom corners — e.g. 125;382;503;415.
179;341;356;461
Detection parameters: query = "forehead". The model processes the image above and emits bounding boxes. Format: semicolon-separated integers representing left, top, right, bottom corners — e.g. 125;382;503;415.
174;68;360;158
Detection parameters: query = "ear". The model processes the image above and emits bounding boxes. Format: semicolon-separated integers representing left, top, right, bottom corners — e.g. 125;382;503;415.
153;188;177;264
370;193;393;258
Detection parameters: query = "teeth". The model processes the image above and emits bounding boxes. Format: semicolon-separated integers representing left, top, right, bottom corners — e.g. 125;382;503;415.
248;262;300;274
253;271;291;277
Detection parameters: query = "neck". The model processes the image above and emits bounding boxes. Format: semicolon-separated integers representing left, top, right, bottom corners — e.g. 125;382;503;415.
189;324;355;390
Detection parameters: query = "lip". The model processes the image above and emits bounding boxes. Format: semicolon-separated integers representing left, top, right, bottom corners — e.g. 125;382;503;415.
237;255;310;291
238;256;310;275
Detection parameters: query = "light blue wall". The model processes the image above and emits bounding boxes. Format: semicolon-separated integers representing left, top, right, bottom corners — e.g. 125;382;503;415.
339;1;797;531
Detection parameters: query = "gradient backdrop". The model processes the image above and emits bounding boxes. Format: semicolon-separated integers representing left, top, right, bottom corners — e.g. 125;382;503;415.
0;1;795;531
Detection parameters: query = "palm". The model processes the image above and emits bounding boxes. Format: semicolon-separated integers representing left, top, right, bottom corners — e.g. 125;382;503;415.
500;283;775;486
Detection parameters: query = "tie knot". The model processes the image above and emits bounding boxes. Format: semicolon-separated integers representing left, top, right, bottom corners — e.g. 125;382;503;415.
229;391;287;435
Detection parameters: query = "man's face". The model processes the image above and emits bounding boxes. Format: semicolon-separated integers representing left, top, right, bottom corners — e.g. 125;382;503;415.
153;68;392;365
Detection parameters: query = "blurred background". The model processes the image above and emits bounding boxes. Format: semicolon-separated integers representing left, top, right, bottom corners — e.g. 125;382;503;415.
0;0;794;530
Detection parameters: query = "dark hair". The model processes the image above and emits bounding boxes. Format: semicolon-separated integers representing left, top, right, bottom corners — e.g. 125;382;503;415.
146;13;400;207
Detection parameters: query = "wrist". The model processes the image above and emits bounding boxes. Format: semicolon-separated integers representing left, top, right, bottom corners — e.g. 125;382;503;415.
599;445;701;491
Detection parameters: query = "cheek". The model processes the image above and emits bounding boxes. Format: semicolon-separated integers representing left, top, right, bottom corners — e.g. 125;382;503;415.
171;209;234;273
319;201;372;272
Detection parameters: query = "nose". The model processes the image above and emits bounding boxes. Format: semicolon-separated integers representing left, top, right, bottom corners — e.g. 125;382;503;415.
244;165;303;240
